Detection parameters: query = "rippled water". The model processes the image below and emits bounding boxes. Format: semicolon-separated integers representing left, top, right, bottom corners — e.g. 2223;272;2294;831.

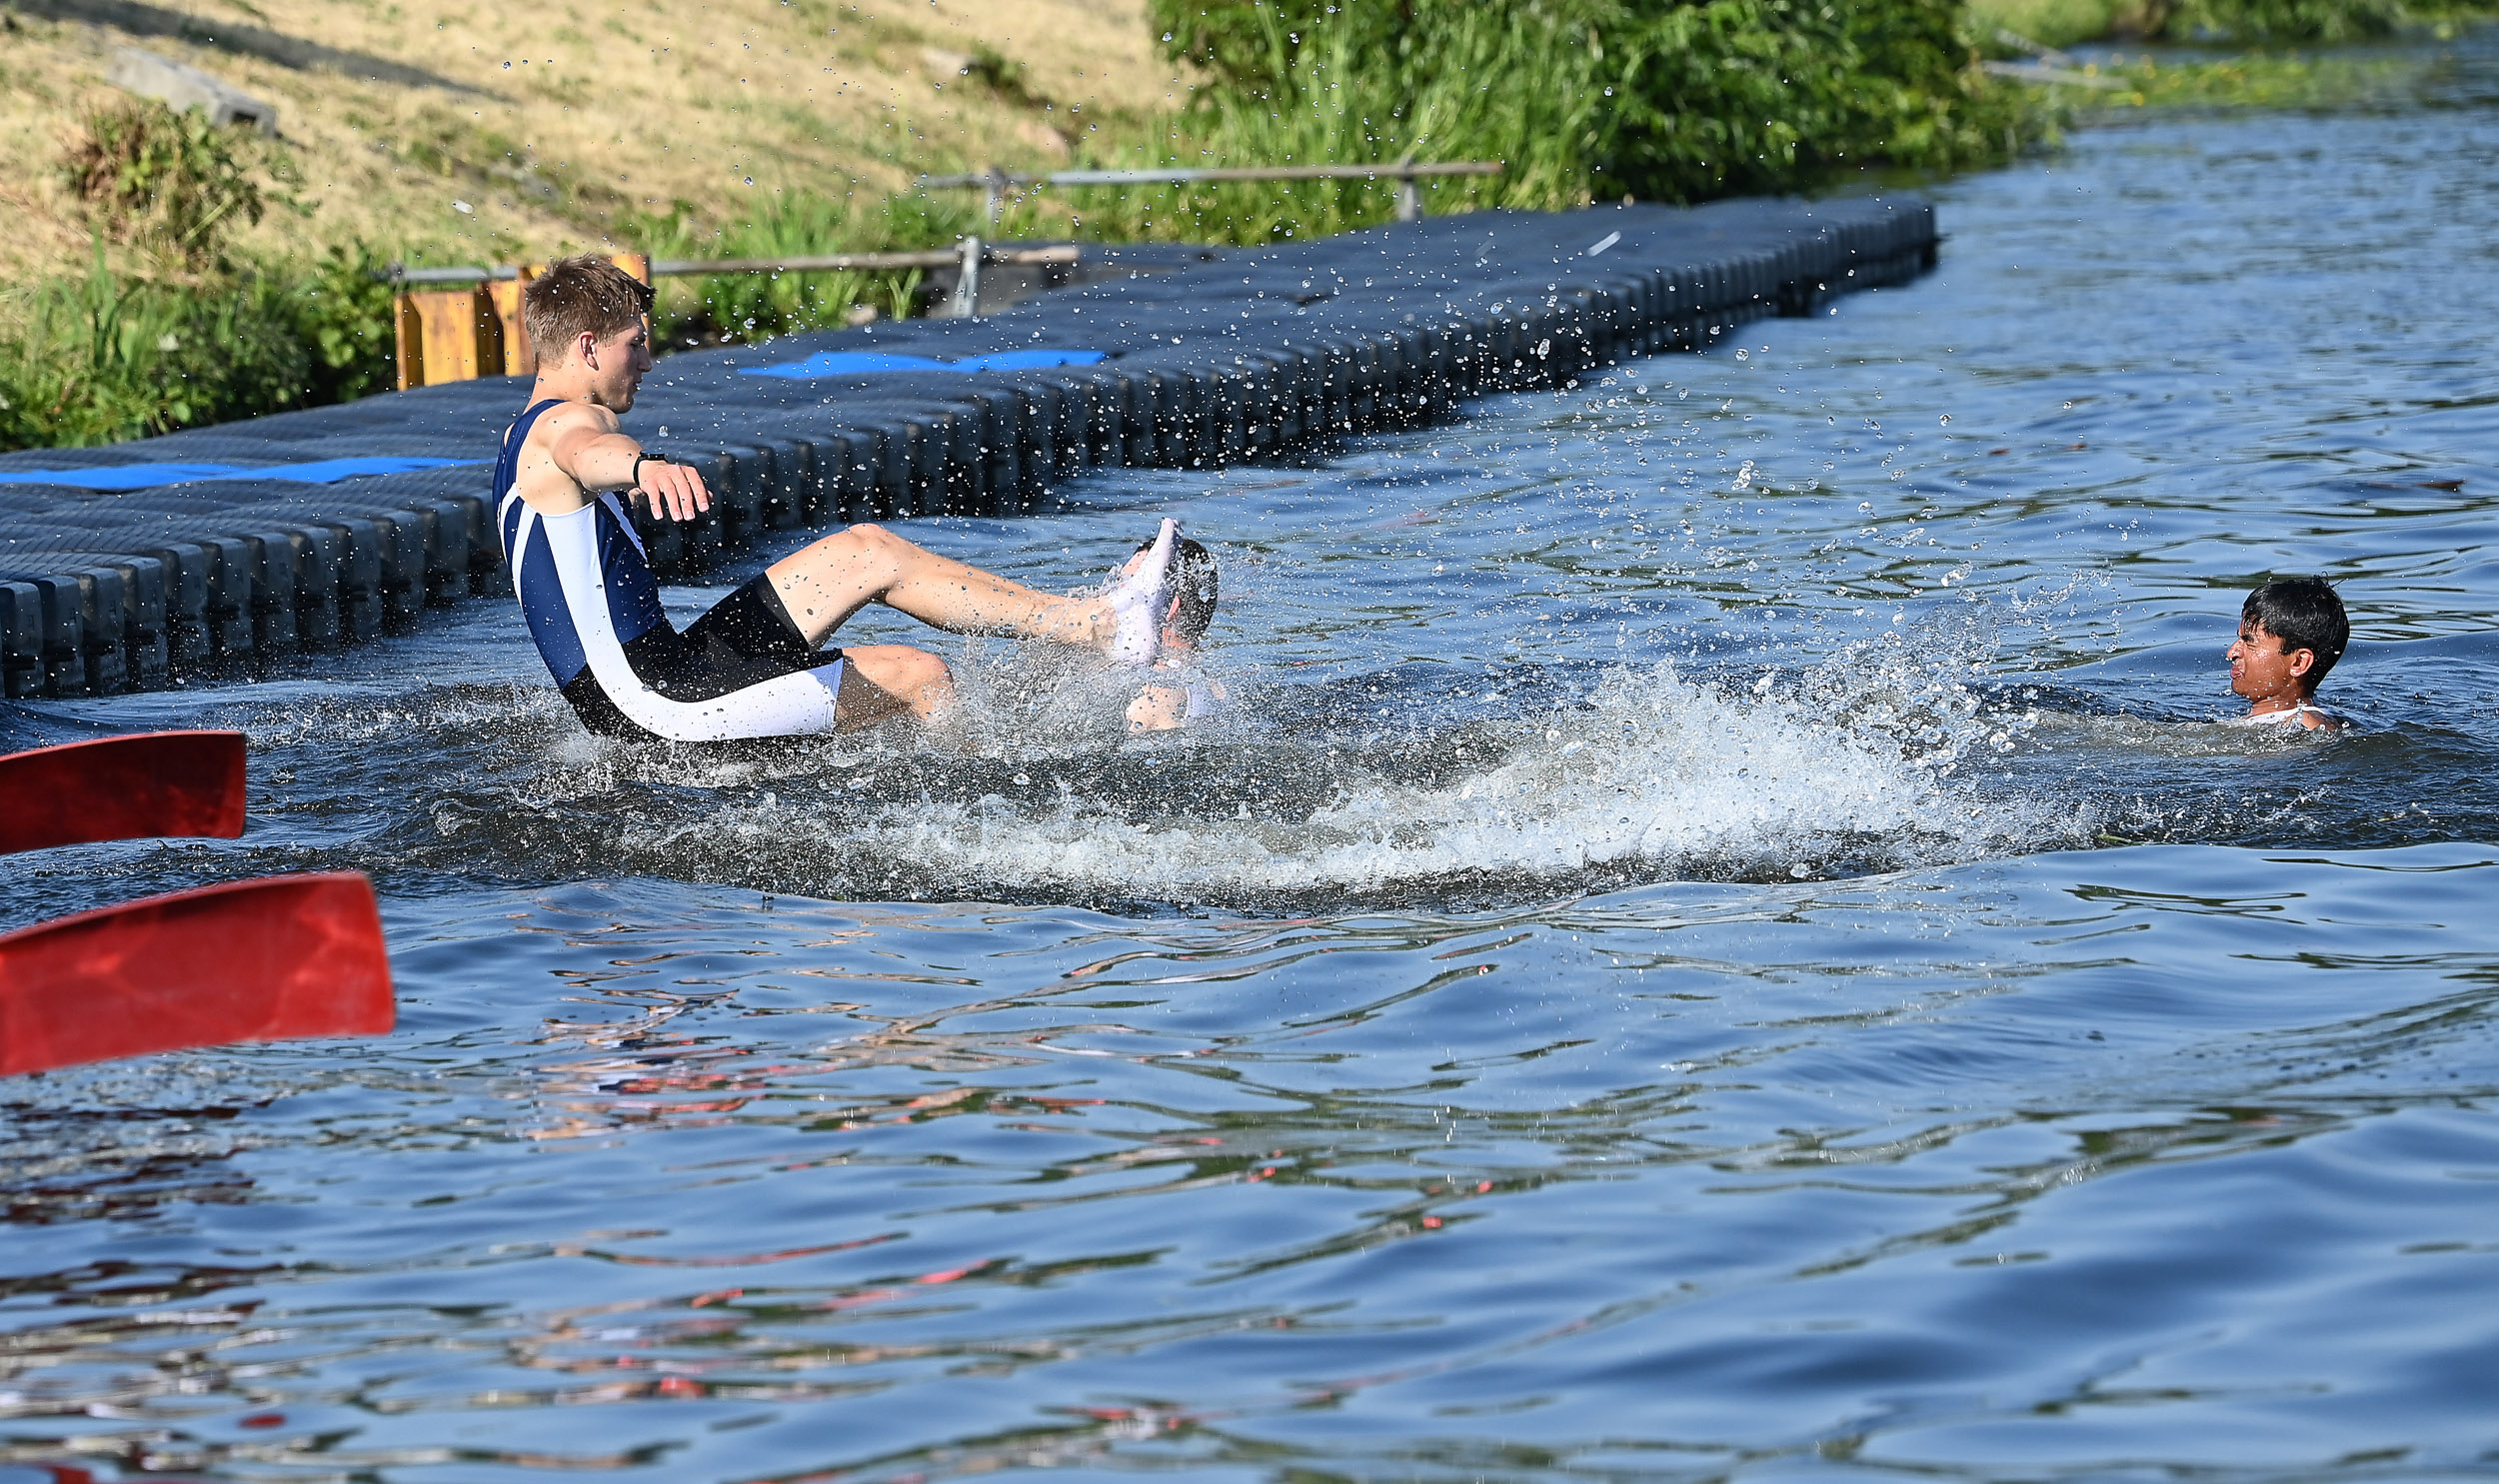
6;35;2498;1484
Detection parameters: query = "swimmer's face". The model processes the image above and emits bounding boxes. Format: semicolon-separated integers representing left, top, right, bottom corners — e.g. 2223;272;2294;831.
2228;620;2313;702
583;320;654;412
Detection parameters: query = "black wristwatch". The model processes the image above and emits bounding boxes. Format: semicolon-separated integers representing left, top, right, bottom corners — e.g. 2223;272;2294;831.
633;453;667;486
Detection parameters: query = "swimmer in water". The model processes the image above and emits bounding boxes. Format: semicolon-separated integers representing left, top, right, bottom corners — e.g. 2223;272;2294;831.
2226;576;2348;731
494;256;1178;743
1120;535;1228;734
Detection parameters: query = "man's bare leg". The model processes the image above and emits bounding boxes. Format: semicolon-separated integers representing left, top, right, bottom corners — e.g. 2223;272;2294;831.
835;645;954;731
767;524;1111;650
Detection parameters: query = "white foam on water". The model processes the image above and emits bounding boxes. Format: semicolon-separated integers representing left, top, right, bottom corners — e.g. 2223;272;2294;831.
189;598;2096;900
644;655;2097;899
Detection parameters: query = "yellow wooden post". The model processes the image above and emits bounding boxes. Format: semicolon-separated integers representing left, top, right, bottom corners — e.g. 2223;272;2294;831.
405;288;502;386
487;269;537;377
393;292;427;392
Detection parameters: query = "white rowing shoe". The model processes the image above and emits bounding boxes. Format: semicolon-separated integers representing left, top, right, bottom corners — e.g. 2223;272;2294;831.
1103;518;1180;668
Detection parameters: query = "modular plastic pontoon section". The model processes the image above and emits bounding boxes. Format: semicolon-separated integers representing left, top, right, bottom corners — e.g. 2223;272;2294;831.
0;197;1934;698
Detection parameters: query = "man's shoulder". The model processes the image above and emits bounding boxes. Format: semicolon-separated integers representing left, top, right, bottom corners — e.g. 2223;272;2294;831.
506;395;612;514
523;396;617;447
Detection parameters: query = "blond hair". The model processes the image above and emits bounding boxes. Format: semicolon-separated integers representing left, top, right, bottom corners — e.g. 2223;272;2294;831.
522;256;654;368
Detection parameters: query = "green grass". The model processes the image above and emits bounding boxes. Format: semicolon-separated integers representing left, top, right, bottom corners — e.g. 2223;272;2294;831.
634;190;979;348
2061;46;2444;104
5;0;2488;452
1;249;296;448
1146;0;2047;214
1974;0;2496;42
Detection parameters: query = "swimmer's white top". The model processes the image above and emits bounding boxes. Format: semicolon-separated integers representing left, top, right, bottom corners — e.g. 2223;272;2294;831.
2226;702;2342;730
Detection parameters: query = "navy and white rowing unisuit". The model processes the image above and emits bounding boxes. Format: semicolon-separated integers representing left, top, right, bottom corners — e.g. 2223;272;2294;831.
496;399;846;742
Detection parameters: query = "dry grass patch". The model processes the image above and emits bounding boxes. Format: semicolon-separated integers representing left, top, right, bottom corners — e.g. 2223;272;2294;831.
0;0;1177;276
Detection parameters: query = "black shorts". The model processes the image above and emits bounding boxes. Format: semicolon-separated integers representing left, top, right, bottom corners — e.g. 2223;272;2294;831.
561;574;845;737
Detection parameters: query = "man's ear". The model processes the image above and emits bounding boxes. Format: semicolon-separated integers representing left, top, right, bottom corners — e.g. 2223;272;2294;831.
578;330;602;370
2287;647;2315;678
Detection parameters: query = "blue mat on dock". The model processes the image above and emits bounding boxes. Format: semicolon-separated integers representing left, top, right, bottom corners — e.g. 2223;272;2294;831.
743;349;1107;379
0;456;479;491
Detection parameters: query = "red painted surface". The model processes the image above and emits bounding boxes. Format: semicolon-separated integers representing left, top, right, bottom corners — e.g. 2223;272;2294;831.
0;731;247;855
0;873;394;1076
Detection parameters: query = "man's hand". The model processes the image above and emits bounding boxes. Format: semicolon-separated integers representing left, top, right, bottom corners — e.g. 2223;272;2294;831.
635;459;712;523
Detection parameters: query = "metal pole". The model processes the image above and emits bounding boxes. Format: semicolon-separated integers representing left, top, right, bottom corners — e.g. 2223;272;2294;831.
917;161;1503;191
950;235;983;318
1395;178;1422;223
983;168;1003;226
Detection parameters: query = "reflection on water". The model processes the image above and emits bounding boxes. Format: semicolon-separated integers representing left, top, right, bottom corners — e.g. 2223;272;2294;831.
5;30;2499;1484
7;851;2499;1480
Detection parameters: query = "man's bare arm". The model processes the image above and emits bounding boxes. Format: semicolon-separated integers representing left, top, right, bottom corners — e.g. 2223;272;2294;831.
544;408;713;523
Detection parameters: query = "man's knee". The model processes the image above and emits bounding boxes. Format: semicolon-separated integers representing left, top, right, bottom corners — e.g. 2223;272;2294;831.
805;522;918;574
838;644;953;727
849;643;949;696
891;645;950;695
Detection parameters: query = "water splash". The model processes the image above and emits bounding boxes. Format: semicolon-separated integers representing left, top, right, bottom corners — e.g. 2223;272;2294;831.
613;646;2095;904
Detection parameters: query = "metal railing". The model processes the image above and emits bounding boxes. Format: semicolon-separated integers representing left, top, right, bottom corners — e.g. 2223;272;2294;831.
921;161;1505;223
381;244;1080;286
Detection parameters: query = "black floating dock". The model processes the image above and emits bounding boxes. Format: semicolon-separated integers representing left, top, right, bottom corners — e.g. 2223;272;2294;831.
0;197;1934;700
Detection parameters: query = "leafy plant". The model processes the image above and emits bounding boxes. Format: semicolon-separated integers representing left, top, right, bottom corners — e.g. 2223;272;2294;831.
1144;0;2045;217
278;243;401;405
0;241;401;452
1970;0;2487;42
2162;0;2409;37
58;98;272;267
0;246;301;447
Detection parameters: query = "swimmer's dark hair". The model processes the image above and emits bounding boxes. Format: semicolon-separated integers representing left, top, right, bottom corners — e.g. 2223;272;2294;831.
1137;535;1219;643
2242;576;2348;695
523;256;655;368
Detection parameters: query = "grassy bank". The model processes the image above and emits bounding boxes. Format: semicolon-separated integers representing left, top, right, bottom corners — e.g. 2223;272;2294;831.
0;0;2485;452
1977;0;2492;45
0;0;1174;449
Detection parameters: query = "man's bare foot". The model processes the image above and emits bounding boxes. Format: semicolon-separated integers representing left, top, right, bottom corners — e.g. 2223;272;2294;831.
1101;519;1180;668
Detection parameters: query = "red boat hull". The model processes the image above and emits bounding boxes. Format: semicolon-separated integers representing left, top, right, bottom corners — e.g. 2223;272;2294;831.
0;872;394;1075
0;731;247;855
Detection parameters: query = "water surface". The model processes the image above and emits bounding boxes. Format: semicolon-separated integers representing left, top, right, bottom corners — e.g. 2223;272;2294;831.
4;35;2497;1484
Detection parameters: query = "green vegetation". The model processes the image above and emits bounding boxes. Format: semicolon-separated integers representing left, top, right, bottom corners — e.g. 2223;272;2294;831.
1150;0;2038;213
0;0;2487;453
58;98;270;270
0;100;396;450
1975;0;2491;43
2023;46;2441;106
638;191;978;349
0;244;396;450
2168;0;2410;39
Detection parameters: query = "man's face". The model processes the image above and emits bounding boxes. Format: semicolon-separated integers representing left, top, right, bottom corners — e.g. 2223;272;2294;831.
2227;620;2312;702
583;319;654;412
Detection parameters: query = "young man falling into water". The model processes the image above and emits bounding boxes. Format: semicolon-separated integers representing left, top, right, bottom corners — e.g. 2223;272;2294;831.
496;256;1179;742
